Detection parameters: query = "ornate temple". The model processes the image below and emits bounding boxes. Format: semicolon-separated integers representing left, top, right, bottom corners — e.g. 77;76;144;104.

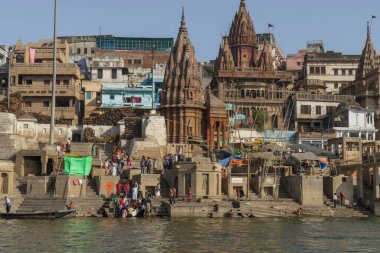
160;10;227;150
211;0;293;129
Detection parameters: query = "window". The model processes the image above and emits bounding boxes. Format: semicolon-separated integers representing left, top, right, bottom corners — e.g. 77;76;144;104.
349;69;353;75
44;80;50;85
316;67;321;74
112;69;117;79
98;69;103;79
86;91;92;99
127;59;133;64
297;62;301;66
56;80;60;85
301;105;311;114
316;106;321;115
24;101;32;107
110;94;115;100
326;106;335;114
334;69;338;75
18;75;23;85
91;48;95;54
23;124;28;129
134;59;142;65
63;80;69;86
321;67;326;75
84;48;88;54
334;83;339;89
122;68;129;75
309;67;315;74
26;80;32;85
77;48;81;54
341;69;346;75
43;101;50;107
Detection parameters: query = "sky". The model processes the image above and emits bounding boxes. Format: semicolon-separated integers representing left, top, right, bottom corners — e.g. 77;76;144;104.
1;0;380;61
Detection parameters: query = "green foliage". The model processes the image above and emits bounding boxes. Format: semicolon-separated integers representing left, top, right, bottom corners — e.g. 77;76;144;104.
252;109;268;131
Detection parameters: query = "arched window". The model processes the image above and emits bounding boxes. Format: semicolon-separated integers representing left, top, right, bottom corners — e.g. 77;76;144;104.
272;114;278;129
246;90;250;97
261;90;265;98
366;113;372;124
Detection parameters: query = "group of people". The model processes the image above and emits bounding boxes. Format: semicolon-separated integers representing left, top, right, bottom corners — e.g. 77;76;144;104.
140;156;158;174
333;192;346;208
163;154;187;170
103;146;132;176
56;140;71;155
113;181;161;217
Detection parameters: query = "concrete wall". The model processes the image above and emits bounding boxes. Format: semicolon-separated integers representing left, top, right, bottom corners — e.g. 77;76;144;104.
94;175;120;198
283;175;323;206
55;175;87;198
323;176;354;206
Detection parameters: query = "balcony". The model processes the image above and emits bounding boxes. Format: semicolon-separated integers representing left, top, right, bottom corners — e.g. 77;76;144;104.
35;49;66;63
12;63;80;78
10;83;80;97
296;93;355;102
22;106;76;119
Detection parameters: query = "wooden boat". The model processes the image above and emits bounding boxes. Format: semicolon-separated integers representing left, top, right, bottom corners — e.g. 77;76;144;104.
0;209;76;219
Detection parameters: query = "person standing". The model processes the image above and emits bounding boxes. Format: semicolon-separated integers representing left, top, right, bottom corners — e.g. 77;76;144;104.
187;186;192;202
333;193;338;208
340;192;345;207
140;156;146;174
169;188;174;204
132;182;138;201
4;196;11;213
155;183;161;198
146;157;152;174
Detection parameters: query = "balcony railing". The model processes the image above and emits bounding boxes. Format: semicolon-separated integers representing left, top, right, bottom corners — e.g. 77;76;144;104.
296;93;355;102
12;63;80;78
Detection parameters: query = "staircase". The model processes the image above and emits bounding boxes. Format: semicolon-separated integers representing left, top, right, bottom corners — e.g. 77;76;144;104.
67;179;106;216
16;197;67;213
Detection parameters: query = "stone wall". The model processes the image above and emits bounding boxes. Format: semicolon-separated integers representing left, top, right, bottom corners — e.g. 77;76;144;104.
323;176;354;206
283;175;323;206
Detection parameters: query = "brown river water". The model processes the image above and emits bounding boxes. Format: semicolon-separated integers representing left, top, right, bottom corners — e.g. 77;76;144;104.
0;217;379;253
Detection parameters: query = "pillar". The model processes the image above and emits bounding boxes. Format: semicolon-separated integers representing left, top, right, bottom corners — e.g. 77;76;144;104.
217;122;221;151
374;166;380;199
357;167;363;200
222;121;227;149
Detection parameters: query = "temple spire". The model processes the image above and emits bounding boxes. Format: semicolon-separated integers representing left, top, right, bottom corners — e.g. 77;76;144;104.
240;0;246;8
367;21;371;41
180;7;186;31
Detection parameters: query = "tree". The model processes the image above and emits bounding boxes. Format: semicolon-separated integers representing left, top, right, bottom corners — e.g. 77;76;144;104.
252;109;268;131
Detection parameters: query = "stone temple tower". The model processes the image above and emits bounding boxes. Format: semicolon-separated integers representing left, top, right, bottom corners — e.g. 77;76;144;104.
159;9;206;144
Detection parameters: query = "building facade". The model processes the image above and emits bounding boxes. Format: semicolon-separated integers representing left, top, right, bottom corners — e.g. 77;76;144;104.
8;40;82;124
299;51;360;94
210;0;293;130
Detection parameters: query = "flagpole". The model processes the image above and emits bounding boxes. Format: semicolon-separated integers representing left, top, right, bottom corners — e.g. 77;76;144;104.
49;0;57;146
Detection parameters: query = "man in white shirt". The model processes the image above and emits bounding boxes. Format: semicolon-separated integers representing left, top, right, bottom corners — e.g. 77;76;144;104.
4;196;11;213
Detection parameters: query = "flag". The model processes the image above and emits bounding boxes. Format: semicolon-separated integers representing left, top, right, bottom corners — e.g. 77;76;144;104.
268;23;274;29
372;15;377;19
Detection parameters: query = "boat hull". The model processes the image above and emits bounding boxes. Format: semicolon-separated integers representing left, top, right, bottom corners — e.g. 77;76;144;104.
0;209;76;219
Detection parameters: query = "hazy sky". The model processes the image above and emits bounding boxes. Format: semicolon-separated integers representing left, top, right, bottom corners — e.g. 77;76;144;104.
1;0;380;60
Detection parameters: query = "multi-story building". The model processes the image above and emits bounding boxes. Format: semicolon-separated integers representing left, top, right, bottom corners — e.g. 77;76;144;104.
332;100;377;141
298;51;360;94
210;0;293;129
290;93;355;149
8;39;82;124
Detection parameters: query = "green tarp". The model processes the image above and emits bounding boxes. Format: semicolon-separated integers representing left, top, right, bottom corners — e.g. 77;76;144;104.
64;156;93;176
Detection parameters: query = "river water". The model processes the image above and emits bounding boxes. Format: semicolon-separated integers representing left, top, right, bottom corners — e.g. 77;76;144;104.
0;217;379;253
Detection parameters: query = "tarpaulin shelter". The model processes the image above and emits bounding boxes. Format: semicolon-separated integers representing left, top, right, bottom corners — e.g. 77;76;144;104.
64;156;93;176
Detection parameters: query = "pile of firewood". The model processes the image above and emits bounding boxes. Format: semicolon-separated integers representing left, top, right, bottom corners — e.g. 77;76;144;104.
0;92;24;117
29;113;71;125
83;127;119;144
83;108;146;126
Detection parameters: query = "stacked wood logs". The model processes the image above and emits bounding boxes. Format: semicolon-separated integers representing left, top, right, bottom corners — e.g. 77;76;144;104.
83;127;119;144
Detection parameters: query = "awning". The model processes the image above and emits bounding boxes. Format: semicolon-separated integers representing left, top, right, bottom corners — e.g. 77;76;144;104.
289;152;319;161
288;143;335;157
